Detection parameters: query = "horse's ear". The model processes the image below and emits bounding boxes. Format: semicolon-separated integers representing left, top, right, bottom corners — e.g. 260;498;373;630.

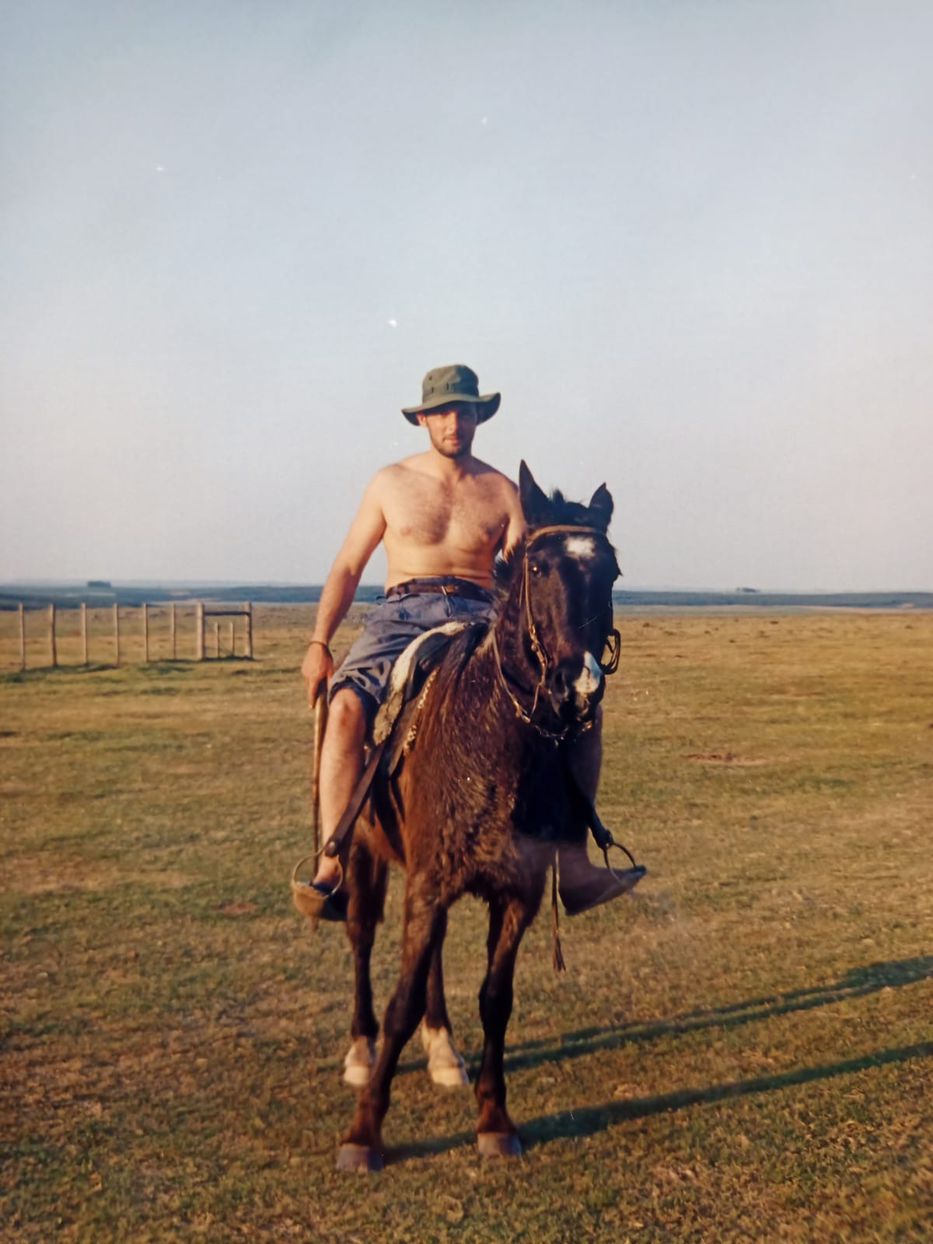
519;461;551;527
587;482;614;530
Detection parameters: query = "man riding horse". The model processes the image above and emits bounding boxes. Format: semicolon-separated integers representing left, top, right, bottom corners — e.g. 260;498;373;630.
300;363;631;920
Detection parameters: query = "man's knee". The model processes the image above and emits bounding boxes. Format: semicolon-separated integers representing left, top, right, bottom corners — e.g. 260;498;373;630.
327;688;369;748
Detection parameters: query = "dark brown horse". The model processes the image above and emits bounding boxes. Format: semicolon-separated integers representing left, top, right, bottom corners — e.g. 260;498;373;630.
336;463;623;1171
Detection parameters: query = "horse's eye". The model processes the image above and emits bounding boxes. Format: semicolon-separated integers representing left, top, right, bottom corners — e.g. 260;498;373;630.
529;563;541;577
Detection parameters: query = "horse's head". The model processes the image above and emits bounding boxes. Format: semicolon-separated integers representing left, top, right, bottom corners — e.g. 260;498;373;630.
495;462;621;736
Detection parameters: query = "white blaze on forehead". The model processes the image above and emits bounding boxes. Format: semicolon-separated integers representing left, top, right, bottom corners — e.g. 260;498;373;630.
564;535;597;560
573;651;604;699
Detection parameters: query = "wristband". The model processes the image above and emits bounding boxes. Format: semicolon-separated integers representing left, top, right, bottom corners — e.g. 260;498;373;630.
309;639;332;658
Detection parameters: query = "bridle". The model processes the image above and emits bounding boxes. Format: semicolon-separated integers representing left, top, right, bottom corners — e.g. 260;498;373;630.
491;524;622;739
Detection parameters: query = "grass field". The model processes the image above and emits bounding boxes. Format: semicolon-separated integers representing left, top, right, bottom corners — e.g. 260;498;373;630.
1;607;931;1242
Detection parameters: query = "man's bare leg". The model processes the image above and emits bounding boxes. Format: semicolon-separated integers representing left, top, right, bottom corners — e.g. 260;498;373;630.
312;689;368;892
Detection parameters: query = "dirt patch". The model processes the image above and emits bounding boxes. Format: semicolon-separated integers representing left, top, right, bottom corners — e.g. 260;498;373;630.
217;901;259;917
684;751;769;766
8;858;195;896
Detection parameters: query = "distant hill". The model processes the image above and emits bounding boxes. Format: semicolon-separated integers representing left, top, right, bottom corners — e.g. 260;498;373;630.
1;582;931;611
612;589;933;610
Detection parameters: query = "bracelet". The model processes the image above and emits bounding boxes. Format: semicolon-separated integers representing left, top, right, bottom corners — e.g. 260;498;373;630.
309;639;332;657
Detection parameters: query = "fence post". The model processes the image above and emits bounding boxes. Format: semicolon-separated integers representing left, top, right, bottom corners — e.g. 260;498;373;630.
19;603;26;671
214;621;220;658
143;603;150;663
113;603;121;666
81;602;89;665
196;602;205;660
49;604;57;668
170;603;177;660
227;620;234;656
245;602;253;659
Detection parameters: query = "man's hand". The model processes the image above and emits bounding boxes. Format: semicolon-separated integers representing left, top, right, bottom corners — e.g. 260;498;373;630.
302;640;334;707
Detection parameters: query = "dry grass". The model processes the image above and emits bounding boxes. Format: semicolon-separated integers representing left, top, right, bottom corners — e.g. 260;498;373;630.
1;607;931;1242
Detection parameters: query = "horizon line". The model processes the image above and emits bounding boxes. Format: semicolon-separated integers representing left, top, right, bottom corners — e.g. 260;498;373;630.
1;579;931;597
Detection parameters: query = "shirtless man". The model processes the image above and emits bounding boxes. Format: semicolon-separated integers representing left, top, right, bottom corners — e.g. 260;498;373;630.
301;364;629;920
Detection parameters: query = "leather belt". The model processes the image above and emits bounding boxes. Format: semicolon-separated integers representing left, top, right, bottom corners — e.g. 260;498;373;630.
386;577;493;603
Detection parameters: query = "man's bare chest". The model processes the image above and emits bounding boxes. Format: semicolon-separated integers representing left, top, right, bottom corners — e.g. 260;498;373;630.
384;477;507;551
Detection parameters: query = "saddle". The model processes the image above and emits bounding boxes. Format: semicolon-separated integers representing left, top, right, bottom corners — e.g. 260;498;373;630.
320;621;487;862
374;621;475;747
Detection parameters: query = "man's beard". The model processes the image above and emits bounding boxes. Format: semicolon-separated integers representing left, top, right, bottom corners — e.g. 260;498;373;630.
437;443;470;459
432;433;473;460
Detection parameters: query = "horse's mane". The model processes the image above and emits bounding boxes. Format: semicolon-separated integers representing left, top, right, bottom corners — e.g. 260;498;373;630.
493;489;612;599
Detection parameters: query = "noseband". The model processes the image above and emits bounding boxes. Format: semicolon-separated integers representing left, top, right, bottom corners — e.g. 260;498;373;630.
492;524;622;739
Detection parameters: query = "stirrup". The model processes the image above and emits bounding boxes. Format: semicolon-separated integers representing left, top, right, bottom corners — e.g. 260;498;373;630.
599;839;646;885
290;854;347;924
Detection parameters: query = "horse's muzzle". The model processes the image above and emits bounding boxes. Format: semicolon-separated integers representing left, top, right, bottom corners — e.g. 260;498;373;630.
547;651;605;722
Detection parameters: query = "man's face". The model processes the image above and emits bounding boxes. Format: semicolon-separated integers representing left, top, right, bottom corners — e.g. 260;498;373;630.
418;404;479;459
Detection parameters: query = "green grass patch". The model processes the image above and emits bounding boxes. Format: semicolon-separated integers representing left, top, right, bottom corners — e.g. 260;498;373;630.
1;610;931;1241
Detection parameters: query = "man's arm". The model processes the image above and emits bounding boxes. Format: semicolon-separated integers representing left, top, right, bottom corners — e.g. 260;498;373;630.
500;477;526;557
301;473;387;704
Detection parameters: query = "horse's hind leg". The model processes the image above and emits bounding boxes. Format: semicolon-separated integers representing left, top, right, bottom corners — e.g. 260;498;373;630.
338;880;445;1172
342;841;387;1088
421;912;469;1088
475;896;533;1158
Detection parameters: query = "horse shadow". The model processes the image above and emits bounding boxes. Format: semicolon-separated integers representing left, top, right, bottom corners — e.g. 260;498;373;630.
501;954;933;1072
390;955;932;1162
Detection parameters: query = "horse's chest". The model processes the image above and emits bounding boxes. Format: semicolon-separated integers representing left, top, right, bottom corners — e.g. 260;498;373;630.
427;747;574;850
512;756;576;841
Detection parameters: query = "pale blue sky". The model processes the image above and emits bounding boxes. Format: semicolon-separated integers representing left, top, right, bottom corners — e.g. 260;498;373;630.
2;0;931;589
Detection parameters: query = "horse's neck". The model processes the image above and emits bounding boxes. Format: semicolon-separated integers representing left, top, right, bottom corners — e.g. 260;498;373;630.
493;596;540;692
443;628;531;753
401;590;537;746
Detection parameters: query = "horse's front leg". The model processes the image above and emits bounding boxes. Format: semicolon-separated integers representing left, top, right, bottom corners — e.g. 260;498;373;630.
475;894;534;1157
338;879;445;1172
342;841;388;1087
421;910;469;1088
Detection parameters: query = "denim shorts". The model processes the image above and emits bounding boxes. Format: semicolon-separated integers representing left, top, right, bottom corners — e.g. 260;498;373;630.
330;581;496;720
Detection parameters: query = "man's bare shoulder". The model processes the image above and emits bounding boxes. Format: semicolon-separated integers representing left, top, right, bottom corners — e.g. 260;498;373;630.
366;457;431;499
467;457;519;492
386;452;433;475
365;460;419;493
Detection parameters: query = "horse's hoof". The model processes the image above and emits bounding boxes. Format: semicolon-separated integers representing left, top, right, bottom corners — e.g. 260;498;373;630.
336;1143;384;1173
429;1059;470;1088
477;1131;523;1159
343;1063;372;1088
426;1042;470;1088
421;1024;470;1088
342;1037;376;1088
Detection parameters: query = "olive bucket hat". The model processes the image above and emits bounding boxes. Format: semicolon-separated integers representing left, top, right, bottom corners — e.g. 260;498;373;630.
402;364;501;425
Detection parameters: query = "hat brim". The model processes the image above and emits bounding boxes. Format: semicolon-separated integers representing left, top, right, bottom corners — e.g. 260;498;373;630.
402;392;500;425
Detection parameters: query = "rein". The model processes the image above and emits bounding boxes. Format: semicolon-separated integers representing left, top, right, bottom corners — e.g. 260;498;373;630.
492;524;621;739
